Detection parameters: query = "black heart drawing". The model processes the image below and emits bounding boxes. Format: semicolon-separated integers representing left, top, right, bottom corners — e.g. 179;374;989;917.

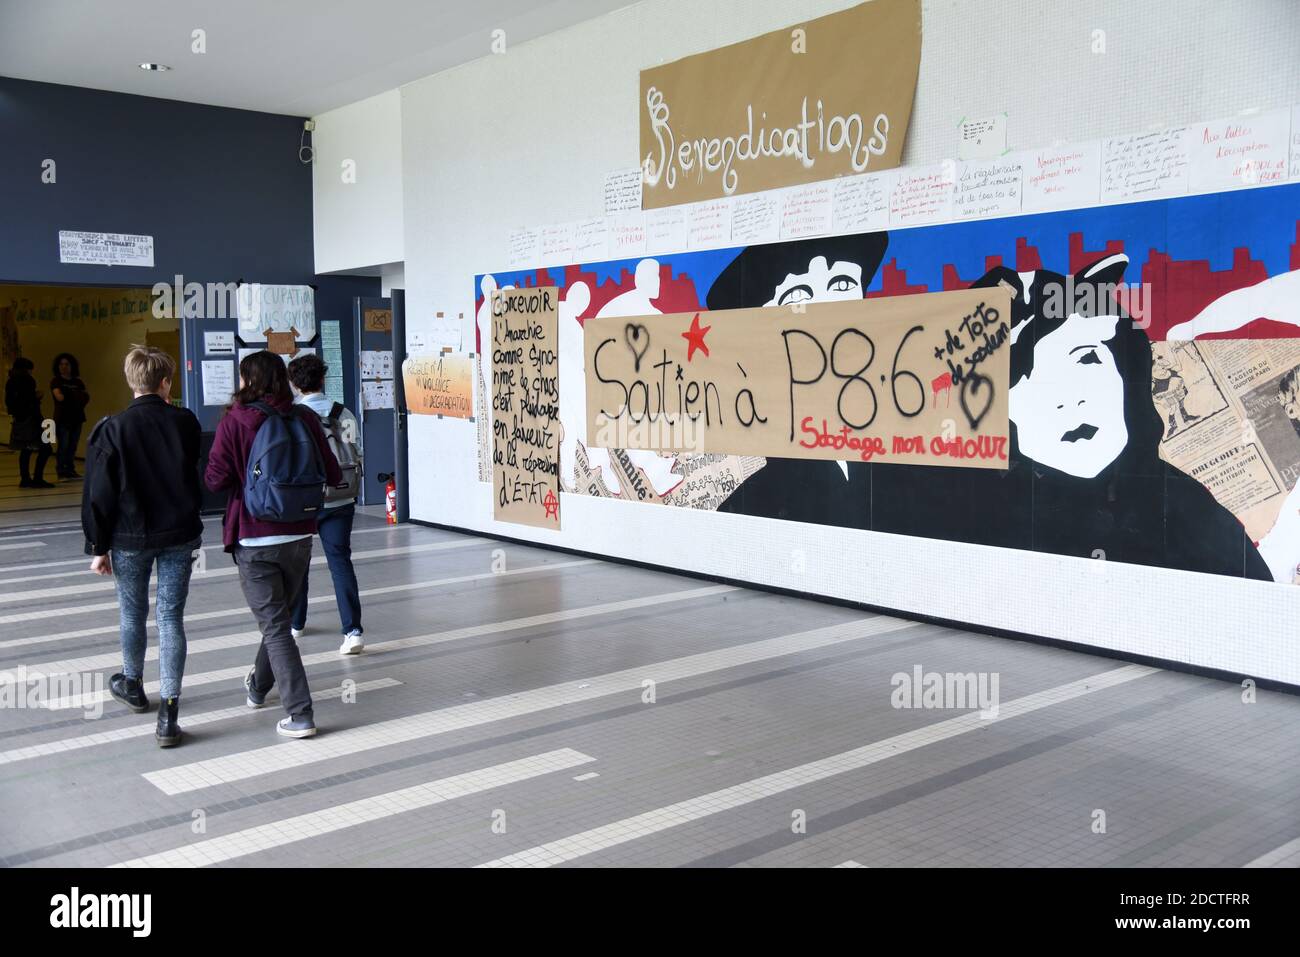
625;323;649;373
959;372;995;431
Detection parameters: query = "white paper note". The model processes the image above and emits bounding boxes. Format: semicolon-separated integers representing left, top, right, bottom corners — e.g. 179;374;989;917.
958;114;1008;161
539;222;577;264
1102;128;1190;201
201;360;235;407
832;171;892;233
731;193;780;244
953;157;1023;220
780;182;834;239
508;227;540;268
362;379;394;411
686;200;732;250
360;350;393;379
204;331;236;356
890;163;956;227
608;212;648;258
1188;110;1291;191
1021;141;1102;212
603;167;643;215
574;217;609;262
645;207;687;255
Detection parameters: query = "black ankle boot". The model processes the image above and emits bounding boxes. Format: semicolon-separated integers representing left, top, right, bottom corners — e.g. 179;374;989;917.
109;673;150;713
156;697;181;748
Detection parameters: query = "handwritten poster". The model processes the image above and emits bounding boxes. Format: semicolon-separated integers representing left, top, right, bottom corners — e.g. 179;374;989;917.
832;171;893;233
1187;111;1291;192
603;167;643;214
540;222;577;265
609;212;648;257
200;360;235;407
360;350;393;379
492;287;561;528
639;0;921;207
1021;141;1101;212
686;200;733;250
575;218;609;262
953;157;1023;220
731;193;780;244
509;227;541;269
1102;128;1190;201
403;353;474;419
236;284;316;342
645;207;688;254
780;182;835;239
890;163;956;226
585;287;1012;470
363;307;392;333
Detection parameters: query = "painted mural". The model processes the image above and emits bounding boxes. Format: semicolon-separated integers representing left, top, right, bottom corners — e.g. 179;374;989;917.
477;182;1300;584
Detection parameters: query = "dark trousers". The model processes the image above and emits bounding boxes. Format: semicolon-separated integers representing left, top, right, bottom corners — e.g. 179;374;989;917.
234;537;315;718
55;421;82;475
292;503;362;635
19;444;52;482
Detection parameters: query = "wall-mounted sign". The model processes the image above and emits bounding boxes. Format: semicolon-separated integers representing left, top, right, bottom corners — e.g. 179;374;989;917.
58;231;155;267
236;284;316;342
492;287;560;528
639;0;921;209
203;331;236;355
584;286;1012;470
363;307;393;332
403;353;475;419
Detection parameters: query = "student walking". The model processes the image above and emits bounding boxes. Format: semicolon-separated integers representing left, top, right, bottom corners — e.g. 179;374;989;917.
5;357;55;488
287;353;365;655
205;351;341;738
51;352;90;479
82;345;202;748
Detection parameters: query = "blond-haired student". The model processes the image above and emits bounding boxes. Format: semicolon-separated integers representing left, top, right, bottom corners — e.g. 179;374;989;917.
82;345;203;747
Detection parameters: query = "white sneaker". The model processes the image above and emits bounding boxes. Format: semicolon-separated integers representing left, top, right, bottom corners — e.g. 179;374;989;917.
339;631;364;656
291;627;305;641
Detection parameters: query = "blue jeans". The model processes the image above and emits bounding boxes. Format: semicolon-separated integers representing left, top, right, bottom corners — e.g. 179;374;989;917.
112;538;200;699
292;503;362;635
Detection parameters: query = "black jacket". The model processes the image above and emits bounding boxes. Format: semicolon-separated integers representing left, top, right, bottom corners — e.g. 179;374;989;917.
82;394;203;555
5;372;43;447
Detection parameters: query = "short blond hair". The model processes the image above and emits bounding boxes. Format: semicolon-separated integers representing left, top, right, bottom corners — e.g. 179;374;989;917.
123;344;175;393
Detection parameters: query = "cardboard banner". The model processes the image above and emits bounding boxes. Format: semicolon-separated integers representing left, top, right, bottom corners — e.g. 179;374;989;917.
639;0;921;209
492;287;561;527
364;307;393;332
403;353;475;419
585;287;1012;469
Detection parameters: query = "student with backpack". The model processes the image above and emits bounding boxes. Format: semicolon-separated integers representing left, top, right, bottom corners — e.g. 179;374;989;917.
287;353;365;655
205;350;341;738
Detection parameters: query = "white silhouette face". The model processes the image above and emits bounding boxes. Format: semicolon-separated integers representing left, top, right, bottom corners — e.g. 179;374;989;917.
765;256;864;307
1009;312;1128;478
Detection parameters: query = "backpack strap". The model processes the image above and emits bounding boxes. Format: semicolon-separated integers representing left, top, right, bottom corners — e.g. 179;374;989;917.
248;400;282;421
329;402;344;421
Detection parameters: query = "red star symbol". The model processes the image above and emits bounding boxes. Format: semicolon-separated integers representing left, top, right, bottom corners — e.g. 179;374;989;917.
681;313;711;362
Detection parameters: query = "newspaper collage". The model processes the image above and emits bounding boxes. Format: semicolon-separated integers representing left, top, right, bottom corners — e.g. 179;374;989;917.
1153;339;1300;554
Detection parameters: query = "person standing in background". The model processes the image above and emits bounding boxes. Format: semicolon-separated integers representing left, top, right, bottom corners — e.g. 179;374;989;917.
5;357;54;489
51;352;90;479
205;351;341;739
287;352;366;655
82;345;202;747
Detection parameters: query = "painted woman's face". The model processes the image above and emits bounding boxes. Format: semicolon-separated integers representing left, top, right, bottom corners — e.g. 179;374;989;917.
1281;377;1300;423
1009;312;1128;478
765;256;864;307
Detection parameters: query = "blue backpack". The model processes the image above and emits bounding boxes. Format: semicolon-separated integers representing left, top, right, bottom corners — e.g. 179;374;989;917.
243;402;327;522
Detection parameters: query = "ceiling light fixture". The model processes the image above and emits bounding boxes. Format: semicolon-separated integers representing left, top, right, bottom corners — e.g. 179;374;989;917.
138;63;171;72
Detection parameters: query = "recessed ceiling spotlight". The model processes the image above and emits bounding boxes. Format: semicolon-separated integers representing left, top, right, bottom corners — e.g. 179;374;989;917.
138;63;171;72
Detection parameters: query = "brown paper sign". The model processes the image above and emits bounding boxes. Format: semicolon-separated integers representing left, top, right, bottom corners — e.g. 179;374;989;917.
403;354;474;419
639;0;921;209
264;328;299;356
585;287;1012;469
492;287;561;527
364;307;392;332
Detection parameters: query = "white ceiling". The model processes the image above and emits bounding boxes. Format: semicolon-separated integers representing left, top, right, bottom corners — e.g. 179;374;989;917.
0;0;636;116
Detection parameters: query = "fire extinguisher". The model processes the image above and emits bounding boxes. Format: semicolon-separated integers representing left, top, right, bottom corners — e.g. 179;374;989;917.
379;472;397;525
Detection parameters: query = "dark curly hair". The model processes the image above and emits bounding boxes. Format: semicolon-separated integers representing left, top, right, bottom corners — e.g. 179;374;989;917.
287;352;328;393
51;352;81;378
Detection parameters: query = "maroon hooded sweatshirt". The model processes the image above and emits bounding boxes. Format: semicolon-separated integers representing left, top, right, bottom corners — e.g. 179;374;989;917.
205;394;342;551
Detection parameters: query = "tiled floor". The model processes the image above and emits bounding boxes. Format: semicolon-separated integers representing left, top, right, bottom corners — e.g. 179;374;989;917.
1;504;1297;868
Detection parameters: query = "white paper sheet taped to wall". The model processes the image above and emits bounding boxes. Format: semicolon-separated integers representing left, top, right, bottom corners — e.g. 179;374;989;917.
200;360;235;406
1187;110;1291;192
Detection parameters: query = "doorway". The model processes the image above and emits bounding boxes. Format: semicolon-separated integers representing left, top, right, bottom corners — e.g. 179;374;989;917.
1;283;181;515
